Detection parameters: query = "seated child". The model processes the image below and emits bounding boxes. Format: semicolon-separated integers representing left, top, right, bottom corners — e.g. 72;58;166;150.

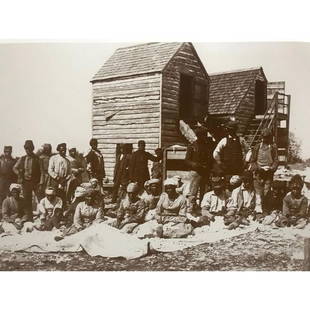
200;177;230;222
262;180;286;214
225;171;263;228
277;174;308;229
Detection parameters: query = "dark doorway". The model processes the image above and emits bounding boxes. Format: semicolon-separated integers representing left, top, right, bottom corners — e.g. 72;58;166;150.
255;80;267;115
179;74;193;121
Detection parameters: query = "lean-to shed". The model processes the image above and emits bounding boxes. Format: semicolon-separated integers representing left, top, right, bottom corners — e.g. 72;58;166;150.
208;67;268;133
91;42;210;180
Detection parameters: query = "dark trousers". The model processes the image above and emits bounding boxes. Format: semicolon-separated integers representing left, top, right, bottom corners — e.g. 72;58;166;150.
22;180;38;221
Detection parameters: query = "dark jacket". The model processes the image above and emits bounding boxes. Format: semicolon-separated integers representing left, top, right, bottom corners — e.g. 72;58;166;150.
129;150;158;184
221;137;243;175
114;153;132;185
185;138;215;176
85;149;105;179
14;154;41;184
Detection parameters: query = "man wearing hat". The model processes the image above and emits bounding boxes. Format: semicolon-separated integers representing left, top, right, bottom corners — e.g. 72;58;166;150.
0;146;17;211
13;140;41;221
250;128;279;196
213;120;248;178
38;143;52;200
185;126;215;201
84;138;106;187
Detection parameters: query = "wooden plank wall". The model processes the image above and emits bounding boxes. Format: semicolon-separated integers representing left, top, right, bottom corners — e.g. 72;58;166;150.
161;43;209;148
235;72;266;134
92;73;161;180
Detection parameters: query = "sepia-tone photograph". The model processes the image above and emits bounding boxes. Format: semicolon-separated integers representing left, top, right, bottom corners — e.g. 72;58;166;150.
1;40;310;271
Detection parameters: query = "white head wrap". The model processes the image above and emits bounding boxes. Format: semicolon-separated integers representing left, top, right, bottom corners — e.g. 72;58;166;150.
9;183;21;193
164;178;178;187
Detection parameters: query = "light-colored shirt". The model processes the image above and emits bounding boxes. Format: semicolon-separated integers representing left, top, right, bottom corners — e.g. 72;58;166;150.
229;184;262;213
73;202;104;229
201;190;229;214
48;154;71;180
213;135;248;163
37;196;62;219
257;143;273;168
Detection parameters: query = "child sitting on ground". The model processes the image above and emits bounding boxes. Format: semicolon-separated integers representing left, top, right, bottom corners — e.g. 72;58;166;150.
225;171;263;229
276;174;308;229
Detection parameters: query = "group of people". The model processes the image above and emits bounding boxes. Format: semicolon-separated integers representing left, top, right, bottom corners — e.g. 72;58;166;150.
0;119;310;239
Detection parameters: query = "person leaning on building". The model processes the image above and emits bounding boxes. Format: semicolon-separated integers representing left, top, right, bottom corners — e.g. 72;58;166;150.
213;120;248;179
13;140;41;222
129;140;160;193
0;146;17;213
249;128;279;196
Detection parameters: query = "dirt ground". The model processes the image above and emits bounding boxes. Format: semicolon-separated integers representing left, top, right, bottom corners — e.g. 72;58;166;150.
0;228;305;271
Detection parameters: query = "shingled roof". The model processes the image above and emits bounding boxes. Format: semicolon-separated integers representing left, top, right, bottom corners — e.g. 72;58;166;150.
208;67;267;115
91;42;184;82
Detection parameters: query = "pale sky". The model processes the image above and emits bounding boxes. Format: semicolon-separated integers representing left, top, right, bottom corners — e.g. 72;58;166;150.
0;42;309;158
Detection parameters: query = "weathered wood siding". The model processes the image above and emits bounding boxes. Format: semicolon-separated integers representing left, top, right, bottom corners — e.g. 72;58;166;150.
92;73;161;180
235;72;266;134
161;43;209;147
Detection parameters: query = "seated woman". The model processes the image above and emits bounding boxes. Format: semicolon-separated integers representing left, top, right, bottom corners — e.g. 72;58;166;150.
200;176;230;221
35;187;63;231
58;189;105;238
142;178;161;221
155;178;193;238
276;174;308;228
1;183;25;233
115;182;147;233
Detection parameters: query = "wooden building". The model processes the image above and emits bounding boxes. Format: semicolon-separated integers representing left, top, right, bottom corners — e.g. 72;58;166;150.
91;42;209;180
208;68;290;164
208;67;268;134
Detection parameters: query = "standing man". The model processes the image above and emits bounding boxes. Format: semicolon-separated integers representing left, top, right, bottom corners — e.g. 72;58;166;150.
48;143;71;203
0;146;17;212
185;126;215;202
250;128;279;196
13;140;41;221
38;143;52;200
84;138;105;187
213;120;248;179
129;140;160;192
112;144;132;204
67;147;84;202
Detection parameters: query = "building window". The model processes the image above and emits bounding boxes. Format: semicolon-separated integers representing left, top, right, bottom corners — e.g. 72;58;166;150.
179;74;208;123
179;74;194;121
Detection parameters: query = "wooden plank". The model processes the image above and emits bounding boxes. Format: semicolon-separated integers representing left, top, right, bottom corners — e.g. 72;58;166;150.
94;106;160;115
93;112;160;121
96;138;159;144
94;128;160;135
93;122;159;130
93;119;159;126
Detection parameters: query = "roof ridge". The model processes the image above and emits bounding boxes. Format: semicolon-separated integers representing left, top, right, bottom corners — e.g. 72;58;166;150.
116;42;182;51
209;66;262;76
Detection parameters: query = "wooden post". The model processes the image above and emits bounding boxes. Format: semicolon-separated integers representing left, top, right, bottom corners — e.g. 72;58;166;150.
304;238;310;271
